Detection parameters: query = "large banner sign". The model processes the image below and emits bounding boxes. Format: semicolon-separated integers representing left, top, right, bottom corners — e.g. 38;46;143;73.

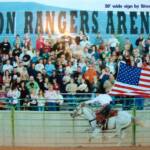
0;0;149;43
0;10;149;35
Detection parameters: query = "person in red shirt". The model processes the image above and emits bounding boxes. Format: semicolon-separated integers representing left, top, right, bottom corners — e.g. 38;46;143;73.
36;34;45;51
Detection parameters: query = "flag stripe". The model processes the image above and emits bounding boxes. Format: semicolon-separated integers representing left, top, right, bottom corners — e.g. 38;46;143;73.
139;81;150;86
110;86;150;93
138;84;150;88
110;88;150;95
113;82;150;91
139;78;150;83
141;73;150;77
142;68;150;72
140;76;150;80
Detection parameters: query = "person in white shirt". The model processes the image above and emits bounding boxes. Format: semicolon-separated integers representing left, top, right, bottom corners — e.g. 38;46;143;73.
80;35;91;49
84;94;112;118
108;34;120;53
35;59;44;73
7;84;21;107
44;84;62;111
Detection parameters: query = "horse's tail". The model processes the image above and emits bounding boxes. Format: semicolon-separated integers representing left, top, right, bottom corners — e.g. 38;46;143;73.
132;117;145;127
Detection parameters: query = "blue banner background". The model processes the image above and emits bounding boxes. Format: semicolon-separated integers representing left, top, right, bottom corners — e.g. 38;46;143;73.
0;2;149;47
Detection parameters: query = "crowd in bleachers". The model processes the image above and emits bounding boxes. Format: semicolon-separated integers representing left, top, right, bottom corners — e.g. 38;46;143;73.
0;31;149;110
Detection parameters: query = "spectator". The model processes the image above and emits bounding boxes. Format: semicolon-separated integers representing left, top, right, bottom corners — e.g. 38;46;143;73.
19;81;30;110
79;30;84;41
94;32;103;46
35;59;44;73
55;90;64;110
45;59;55;76
82;46;91;60
91;76;100;93
142;54;150;67
3;70;11;89
29;89;38;111
83;64;97;84
43;39;51;54
123;50;132;66
124;37;133;54
37;89;45;111
103;74;115;93
21;50;31;66
1;37;11;55
12;43;22;57
135;34;144;46
2;60;13;73
108;34;120;54
43;77;50;90
44;84;60;111
20;66;29;81
36;72;45;91
59;54;67;66
0;86;7;110
52;79;60;91
143;35;150;54
32;51;41;63
70;38;79;56
27;63;37;78
90;45;100;60
17;61;25;74
26;45;36;59
62;71;71;86
36;34;45;51
7;84;20;109
106;56;116;75
100;42;111;61
77;78;89;93
23;33;31;48
65;78;78;110
26;76;39;95
13;34;23;48
80;35;91;49
99;67;110;93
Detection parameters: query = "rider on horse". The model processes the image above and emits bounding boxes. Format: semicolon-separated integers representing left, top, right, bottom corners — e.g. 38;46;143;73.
84;94;114;125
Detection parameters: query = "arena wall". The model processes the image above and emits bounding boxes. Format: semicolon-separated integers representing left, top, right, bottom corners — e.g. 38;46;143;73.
0;110;149;147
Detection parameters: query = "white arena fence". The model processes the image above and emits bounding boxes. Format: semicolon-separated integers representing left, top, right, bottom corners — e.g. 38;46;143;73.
0;95;150;147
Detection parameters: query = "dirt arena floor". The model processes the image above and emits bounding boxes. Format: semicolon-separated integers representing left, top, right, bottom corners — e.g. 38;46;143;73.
0;146;150;150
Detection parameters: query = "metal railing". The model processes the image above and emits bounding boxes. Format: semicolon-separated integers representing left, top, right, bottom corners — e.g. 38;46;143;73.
0;93;149;111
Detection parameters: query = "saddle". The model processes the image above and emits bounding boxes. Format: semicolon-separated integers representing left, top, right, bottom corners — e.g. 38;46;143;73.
95;109;118;129
0;101;6;110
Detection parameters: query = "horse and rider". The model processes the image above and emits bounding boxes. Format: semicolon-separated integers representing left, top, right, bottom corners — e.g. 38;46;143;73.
82;94;118;128
71;93;145;141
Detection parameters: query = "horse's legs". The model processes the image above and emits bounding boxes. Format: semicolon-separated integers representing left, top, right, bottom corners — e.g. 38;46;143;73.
88;136;92;143
116;125;122;138
101;130;107;143
90;120;97;130
121;130;126;139
133;117;145;127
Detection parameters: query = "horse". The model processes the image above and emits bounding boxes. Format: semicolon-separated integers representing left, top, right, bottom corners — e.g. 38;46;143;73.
70;103;145;143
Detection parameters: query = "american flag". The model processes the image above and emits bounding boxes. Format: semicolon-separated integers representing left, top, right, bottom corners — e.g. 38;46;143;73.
109;62;150;98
